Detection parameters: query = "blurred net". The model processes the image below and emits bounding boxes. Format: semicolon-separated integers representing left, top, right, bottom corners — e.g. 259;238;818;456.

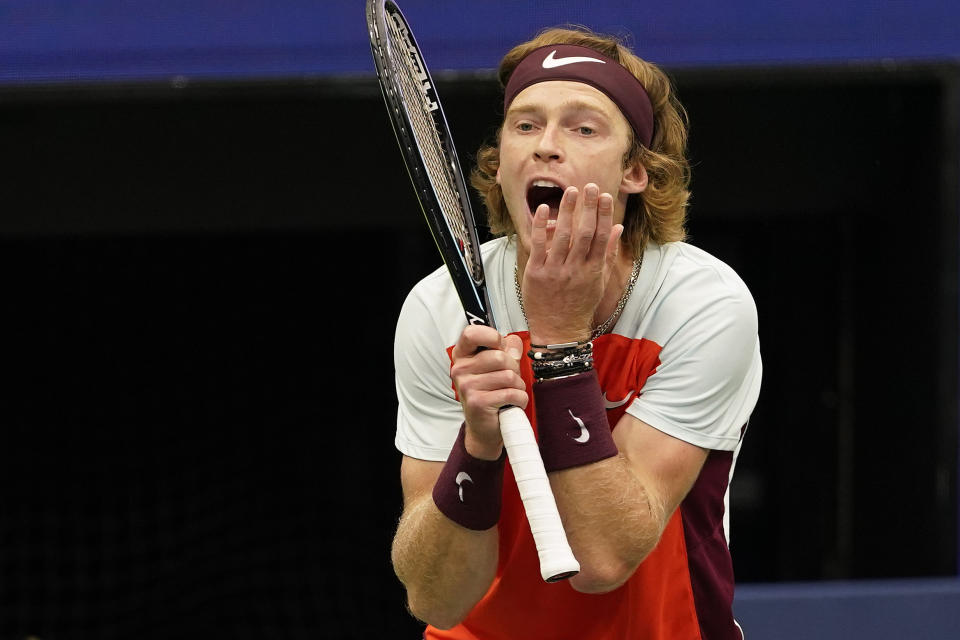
0;234;423;639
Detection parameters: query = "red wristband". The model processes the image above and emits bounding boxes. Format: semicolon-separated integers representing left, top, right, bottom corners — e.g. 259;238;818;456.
432;424;506;530
533;370;618;472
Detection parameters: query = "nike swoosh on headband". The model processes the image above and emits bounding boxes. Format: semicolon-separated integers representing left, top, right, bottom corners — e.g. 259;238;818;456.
504;44;655;146
541;50;606;69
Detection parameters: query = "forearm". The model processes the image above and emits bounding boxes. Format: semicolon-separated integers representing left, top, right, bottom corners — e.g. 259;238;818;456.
391;493;498;629
391;326;523;628
549;454;664;593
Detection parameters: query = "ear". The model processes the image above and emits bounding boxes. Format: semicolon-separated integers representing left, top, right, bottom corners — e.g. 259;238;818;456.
496;166;502;185
620;162;648;194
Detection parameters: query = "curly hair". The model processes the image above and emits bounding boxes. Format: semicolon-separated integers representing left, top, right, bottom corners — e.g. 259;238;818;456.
470;27;690;255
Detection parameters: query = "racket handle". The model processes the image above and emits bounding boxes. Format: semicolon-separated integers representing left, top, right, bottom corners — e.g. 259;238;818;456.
498;405;580;582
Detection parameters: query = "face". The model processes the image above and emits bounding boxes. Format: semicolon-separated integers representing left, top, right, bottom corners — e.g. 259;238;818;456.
496;81;647;253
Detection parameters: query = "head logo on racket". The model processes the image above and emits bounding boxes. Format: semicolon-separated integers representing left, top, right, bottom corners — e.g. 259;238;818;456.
391;14;439;112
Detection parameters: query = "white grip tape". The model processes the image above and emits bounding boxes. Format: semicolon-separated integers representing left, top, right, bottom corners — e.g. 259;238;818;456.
498;405;580;582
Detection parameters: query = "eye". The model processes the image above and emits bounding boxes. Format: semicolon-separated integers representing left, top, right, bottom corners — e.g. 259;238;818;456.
577;126;595;136
517;122;534;132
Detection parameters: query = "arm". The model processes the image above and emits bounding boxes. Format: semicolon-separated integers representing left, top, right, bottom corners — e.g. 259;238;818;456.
391;456;499;629
391;326;526;629
545;292;758;592
551;414;707;593
519;184;723;592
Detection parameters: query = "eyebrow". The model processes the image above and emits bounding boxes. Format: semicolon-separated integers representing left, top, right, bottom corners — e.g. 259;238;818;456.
506;98;612;121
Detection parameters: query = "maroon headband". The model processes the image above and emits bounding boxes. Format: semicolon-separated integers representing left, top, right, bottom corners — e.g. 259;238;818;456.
503;44;654;148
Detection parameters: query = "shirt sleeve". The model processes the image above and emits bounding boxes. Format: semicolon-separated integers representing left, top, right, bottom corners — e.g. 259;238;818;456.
626;266;762;451
393;284;466;462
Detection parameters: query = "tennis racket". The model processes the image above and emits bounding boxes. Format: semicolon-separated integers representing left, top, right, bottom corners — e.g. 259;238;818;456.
366;0;579;583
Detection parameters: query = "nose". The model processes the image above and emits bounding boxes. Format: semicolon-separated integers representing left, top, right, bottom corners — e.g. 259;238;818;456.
534;124;563;162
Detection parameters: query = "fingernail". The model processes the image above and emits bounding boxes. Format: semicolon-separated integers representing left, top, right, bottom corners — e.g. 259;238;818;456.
508;348;522;360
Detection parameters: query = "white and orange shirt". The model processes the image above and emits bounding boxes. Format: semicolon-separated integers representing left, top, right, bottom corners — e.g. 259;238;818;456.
394;236;762;640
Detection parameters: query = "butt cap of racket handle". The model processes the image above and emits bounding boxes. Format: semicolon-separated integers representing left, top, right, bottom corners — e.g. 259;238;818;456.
540;564;580;582
498;405;580;582
537;533;580;582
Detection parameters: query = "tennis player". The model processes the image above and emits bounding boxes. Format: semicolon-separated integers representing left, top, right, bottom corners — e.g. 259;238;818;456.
392;27;761;639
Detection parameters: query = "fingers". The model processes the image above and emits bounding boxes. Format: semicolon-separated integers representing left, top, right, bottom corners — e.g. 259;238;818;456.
529;203;550;267
456;369;526;409
501;333;524;361
546;184;615;267
570;184;599;260
451;324;503;360
585;191;614;263
450;326;525;398
451;345;523;381
605;222;625;269
457;369;527;402
542;186;577;266
451;327;529;440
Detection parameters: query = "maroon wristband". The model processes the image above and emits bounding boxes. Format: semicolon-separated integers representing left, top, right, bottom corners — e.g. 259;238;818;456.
533;370;618;472
432;424;506;530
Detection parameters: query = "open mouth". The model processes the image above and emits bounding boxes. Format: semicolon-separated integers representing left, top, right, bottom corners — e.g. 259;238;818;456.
526;180;565;218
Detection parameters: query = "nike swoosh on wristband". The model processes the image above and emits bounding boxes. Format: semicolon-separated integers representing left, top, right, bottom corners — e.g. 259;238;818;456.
542;50;606;69
602;390;635;409
569;409;590;444
455;472;473;502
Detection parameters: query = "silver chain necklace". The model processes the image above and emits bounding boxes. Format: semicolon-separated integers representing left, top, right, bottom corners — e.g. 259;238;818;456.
514;253;643;340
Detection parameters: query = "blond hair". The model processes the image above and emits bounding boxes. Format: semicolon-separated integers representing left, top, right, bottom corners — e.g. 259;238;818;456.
470;27;690;255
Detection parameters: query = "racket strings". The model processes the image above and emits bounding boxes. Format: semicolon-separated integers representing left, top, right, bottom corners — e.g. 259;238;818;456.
385;14;483;281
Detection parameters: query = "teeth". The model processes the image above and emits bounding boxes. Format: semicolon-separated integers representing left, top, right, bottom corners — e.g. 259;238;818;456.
532;179;562;189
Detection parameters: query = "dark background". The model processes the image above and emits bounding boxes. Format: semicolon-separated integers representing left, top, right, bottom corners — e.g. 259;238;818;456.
1;64;957;637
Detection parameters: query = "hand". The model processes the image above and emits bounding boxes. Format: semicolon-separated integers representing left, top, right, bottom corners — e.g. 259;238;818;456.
522;183;624;345
449;325;527;460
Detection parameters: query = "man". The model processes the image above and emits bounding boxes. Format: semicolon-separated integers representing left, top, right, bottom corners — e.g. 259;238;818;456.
392;27;761;639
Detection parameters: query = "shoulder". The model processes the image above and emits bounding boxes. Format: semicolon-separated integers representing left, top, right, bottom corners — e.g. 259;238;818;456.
622;242;762;450
397;263;462;352
657;242;754;305
404;262;458;312
641;242;758;340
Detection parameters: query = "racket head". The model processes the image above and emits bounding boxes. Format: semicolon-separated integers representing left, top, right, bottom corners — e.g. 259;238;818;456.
366;0;494;329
